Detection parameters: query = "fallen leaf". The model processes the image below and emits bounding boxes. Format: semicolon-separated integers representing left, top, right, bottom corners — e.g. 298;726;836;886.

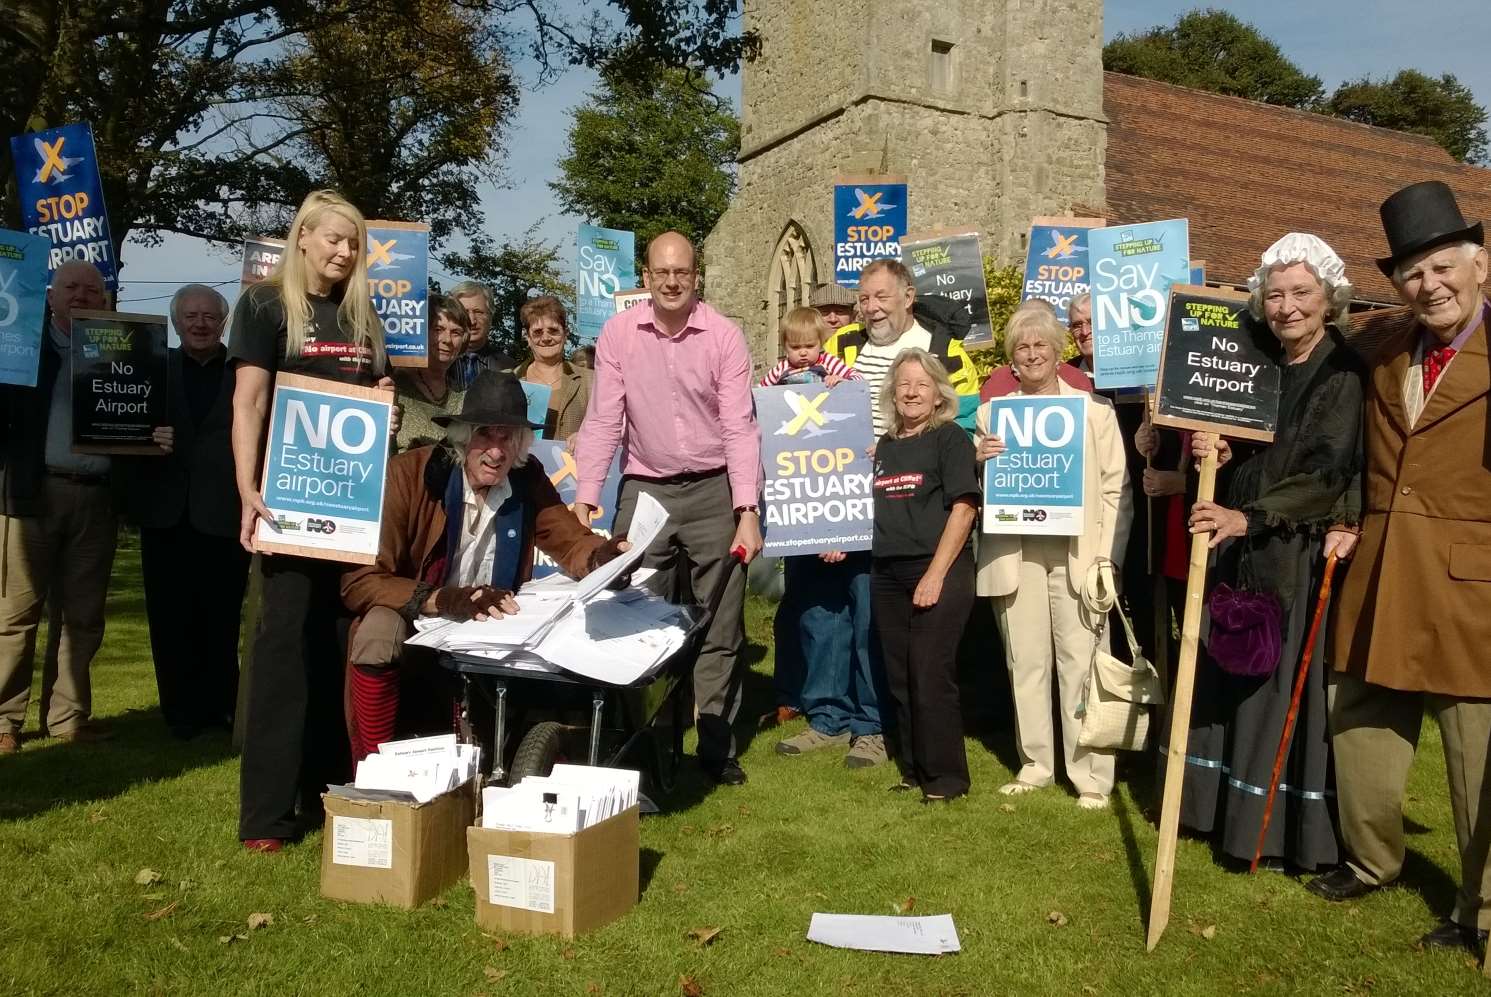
87;809;107;824
561;947;577;960
737;805;752;817
247;912;273;931
1201;925;1217;941
586;983;603;995
673;882;688;894
483;934;510;952
302;915;317;925
686;926;722;947
1047;911;1068;927
680;974;705;997
772;947;791;958
892;896;916;915
483;967;507;982
143;892;165;901
428;896;449;909
134;868;163;886
143;900;179;922
998;803;1016;814
680;824;696;836
177;880;195;892
705;823;735;839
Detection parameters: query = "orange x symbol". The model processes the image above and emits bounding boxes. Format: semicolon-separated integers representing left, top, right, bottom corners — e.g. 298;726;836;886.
37;137;69;183
367;237;396;268
1044;232;1079;259
550;450;604;523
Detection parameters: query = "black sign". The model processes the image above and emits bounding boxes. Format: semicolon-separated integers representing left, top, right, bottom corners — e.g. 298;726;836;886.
899;230;994;350
71;309;168;452
1152;286;1280;443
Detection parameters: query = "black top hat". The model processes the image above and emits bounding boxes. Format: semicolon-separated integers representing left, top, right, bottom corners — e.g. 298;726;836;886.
1376;180;1484;277
432;370;538;429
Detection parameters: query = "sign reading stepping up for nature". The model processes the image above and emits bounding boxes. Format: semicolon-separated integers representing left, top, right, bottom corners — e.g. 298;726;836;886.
70;310;169;454
899;229;993;350
366;221;430;368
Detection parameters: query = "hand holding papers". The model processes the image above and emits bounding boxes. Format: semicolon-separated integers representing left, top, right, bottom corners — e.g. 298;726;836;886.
574;491;666;604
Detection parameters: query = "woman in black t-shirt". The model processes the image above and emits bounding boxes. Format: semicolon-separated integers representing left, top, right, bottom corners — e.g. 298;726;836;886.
227;189;392;852
870;348;979;802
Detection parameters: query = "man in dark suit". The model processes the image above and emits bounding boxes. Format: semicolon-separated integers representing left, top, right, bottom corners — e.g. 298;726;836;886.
115;284;249;739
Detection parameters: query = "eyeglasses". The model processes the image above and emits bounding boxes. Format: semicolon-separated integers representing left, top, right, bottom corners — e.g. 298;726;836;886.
648;269;695;282
1069;320;1092;331
527;327;565;342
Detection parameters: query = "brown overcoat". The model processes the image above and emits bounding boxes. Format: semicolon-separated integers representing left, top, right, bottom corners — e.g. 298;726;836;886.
341;444;604;619
1332;300;1491;696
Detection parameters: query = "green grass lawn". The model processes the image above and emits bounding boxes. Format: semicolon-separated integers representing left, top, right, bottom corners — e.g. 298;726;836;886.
1;548;1485;996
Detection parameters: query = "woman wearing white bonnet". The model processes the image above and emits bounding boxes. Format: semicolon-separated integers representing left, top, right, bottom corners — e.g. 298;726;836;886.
1164;232;1367;872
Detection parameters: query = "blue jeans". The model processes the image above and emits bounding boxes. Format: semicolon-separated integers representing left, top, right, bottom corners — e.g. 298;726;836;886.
785;552;883;737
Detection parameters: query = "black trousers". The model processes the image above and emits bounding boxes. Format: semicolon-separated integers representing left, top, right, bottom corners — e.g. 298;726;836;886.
871;550;974;797
238;555;351;841
139;523;250;733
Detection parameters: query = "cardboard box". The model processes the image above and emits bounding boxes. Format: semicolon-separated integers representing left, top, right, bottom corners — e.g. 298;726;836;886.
467;805;640;937
319;779;477;909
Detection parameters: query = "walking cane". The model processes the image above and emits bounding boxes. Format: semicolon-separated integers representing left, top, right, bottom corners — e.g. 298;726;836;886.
1248;552;1340;874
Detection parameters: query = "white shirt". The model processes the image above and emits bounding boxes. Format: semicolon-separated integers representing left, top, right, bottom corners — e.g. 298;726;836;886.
450;472;514;587
855;321;932;436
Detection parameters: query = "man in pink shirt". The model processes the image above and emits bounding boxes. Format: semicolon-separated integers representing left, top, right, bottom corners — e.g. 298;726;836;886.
574;231;763;786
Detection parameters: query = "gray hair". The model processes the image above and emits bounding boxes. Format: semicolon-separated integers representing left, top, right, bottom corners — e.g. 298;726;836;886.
170;283;228;330
448;280;494;313
1067;292;1091;321
443;421;535;468
1003;299;1067;359
879;348;958;438
1390;240;1484;285
1248;267;1354;328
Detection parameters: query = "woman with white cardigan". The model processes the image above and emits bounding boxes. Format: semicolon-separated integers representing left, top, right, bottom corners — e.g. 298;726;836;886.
976;303;1132;809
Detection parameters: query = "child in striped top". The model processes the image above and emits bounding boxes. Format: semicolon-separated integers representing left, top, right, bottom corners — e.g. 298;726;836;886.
759;307;863;387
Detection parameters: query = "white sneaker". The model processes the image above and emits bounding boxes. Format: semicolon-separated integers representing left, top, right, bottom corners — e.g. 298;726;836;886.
1077;793;1110;810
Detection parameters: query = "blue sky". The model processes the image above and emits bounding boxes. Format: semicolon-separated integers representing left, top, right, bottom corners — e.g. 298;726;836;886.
115;1;1491;318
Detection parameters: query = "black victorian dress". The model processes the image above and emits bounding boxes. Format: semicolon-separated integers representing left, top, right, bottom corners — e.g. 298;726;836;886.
1161;328;1364;870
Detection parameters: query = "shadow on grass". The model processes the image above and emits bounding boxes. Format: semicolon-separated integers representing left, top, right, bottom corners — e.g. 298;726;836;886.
1113;789;1153;938
0;706;235;822
1400;847;1461;918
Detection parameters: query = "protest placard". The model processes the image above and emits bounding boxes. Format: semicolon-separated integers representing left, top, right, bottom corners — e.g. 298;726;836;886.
755;381;874;556
899;229;993;350
1021;216;1105;315
1088;219;1190;390
366;221;430;368
577;225;636;343
0;229;52;387
981;395;1088;537
519;382;552;439
70;310;168;453
613;287;649;314
9;122;117;289
529;441;624;579
241;236;285;289
256;373;393;564
1152;285;1281;443
833;175;907;288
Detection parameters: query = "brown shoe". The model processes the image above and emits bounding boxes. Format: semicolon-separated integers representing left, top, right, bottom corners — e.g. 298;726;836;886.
55;724;115;744
0;731;18;755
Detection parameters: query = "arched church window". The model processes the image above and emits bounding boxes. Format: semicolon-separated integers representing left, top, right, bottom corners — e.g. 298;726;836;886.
765;222;818;352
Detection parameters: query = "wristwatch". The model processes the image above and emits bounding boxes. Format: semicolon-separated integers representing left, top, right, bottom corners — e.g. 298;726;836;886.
734;505;759;516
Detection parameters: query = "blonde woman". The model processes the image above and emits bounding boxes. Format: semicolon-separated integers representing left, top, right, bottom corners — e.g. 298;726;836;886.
228;189;392;853
871;349;979;802
976;305;1131;810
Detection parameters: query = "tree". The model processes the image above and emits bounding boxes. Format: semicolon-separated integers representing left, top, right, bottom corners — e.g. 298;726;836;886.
1102;9;1324;109
440;227;573;361
549;65;740;260
1328;70;1489;164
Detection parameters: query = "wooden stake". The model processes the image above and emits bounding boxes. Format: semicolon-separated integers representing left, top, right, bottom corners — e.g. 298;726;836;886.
1146;446;1218;952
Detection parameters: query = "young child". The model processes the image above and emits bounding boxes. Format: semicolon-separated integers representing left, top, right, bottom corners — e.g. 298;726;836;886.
759;307;863;388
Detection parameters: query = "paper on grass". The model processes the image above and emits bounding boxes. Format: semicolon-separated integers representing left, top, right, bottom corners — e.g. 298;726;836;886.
806;913;961;955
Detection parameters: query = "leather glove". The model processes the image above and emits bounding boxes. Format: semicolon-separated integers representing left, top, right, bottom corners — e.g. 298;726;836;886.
433;584;511;621
586;533;630;572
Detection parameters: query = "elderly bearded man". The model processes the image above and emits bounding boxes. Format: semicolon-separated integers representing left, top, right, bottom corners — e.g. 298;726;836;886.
1306;181;1491;958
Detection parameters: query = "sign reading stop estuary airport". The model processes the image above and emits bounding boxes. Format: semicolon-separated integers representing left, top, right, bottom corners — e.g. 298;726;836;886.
256;373;393;564
366;220;430;367
1152;285;1281;444
1088;218;1191;391
577;224;637;343
0;229;51;387
530;440;624;578
982;394;1088;537
9;122;117;289
755;380;874;556
834;176;907;288
70;310;168;453
1021;217;1104;316
900;229;994;350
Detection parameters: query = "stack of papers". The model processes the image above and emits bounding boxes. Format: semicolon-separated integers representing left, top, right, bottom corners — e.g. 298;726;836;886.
329;734;481;804
407;493;690;685
806;913;962;955
480;764;640;834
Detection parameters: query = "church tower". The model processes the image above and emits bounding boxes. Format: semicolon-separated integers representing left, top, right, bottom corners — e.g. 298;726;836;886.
704;0;1107;364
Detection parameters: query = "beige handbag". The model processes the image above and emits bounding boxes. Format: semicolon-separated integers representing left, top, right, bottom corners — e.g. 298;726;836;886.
1076;560;1166;752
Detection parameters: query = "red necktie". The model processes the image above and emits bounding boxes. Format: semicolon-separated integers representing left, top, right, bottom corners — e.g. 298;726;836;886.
1424;345;1457;394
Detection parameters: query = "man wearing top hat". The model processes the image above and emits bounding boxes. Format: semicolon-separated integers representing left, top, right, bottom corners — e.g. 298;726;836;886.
340;371;628;760
1306;181;1491;955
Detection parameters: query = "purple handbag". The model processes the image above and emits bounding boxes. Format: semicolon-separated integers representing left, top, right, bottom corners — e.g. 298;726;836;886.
1206;583;1283;678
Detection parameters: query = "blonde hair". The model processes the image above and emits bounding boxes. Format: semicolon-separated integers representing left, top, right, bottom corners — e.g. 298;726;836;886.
879;348;958;437
1002;299;1067;358
780;306;829;349
260;190;385;372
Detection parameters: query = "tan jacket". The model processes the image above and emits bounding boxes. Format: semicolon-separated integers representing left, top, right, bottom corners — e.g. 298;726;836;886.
1332;303;1491;697
515;360;592;441
974;380;1133;598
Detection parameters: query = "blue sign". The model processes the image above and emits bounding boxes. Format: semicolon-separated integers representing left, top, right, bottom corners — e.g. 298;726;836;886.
366;221;429;366
576;224;636;344
981;395;1087;537
257;375;393;563
530;440;622;578
519;381;551;439
833;178;907;288
1022;221;1099;316
9;122;116;289
0;229;52;387
755;380;874;556
1088;219;1191;391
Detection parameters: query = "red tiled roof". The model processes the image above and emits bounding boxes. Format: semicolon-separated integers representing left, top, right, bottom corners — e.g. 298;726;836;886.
1103;72;1491;305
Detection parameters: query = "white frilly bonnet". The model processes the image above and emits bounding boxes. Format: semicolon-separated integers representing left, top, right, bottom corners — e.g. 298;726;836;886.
1246;232;1351;294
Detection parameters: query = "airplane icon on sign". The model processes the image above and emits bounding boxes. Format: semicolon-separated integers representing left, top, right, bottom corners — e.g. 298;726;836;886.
776;389;856;437
1042;231;1080;259
367;237;415;270
33;136;83;184
849;188;895;220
